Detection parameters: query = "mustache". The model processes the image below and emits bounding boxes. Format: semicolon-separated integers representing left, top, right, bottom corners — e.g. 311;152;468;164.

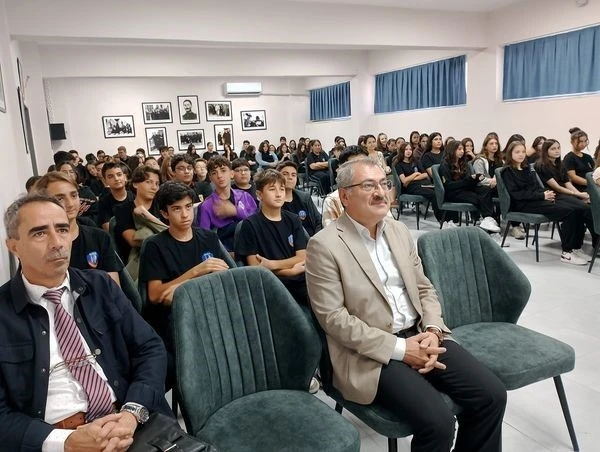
47;249;69;260
372;193;388;202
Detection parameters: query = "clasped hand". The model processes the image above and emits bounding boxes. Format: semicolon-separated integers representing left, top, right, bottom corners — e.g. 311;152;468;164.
64;412;137;452
402;332;447;374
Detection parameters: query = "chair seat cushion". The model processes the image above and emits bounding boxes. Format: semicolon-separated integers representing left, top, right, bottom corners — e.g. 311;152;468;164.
198;389;360;452
398;194;428;203
506;212;550;224
451;322;575;390
440;202;479;212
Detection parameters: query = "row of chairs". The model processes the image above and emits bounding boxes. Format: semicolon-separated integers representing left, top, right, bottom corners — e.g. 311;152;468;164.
167;227;579;451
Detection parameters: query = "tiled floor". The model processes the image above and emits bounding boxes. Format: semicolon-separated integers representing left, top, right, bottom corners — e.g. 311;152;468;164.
173;208;599;451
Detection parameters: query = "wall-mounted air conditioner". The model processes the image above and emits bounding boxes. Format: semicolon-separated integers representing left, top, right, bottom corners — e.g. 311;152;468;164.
223;82;263;96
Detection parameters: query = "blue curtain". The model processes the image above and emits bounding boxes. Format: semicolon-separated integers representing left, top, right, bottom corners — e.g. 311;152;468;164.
503;25;600;100
374;55;466;113
309;81;351;121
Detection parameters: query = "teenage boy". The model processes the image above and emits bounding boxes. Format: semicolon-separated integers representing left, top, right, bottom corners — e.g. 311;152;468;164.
170;154;204;202
197;156;257;250
97;161;134;231
235;169;308;306
139;182;232;384
277;161;321;236
34;172;122;285
231;158;257;201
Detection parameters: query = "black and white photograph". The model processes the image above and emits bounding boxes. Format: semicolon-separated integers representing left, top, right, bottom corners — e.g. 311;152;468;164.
214;124;234;151
240;109;267;131
142;102;173;124
0;63;6;113
102;115;135;138
177;95;200;124
145;127;167;155
205;101;232;121
177;129;205;151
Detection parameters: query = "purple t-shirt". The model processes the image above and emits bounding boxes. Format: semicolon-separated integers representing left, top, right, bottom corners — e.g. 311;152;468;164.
197;188;257;229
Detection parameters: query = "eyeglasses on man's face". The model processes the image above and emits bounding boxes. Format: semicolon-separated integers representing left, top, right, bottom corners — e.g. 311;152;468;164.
342;179;393;192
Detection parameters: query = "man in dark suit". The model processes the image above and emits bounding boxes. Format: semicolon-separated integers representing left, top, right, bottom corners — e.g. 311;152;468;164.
0;194;171;451
181;100;197;121
306;158;506;452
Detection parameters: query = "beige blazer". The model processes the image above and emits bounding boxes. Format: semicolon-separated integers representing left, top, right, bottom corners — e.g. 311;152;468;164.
306;212;449;404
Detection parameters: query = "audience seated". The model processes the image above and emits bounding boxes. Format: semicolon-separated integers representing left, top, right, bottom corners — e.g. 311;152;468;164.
420;132;444;177
231;158;257;201
97;161;134;231
56;161;99;225
170;154;203;203
306;139;332;193
192;157;213;201
564;127;595;192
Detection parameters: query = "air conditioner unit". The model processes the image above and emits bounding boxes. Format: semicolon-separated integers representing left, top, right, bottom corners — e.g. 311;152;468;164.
223;82;262;96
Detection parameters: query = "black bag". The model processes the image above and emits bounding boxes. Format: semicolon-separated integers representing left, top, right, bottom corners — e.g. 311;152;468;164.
129;412;217;452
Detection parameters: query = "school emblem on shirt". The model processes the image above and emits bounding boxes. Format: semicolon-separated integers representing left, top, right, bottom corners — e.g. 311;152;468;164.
298;210;307;221
288;234;294;247
86;251;99;269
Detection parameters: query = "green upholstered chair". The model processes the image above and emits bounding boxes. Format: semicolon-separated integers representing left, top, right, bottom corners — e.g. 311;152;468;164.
586;172;600;273
417;227;579;451
431;164;479;228
315;321;457;452
391;165;429;229
495;167;559;261
172;267;360;452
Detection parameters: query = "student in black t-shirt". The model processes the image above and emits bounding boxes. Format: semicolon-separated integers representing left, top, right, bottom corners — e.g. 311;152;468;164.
139;182;232;385
564;127;595;192
193;157;213;200
170;154;202;203
97;162;135;231
420;132;444;177
56;161;99;225
277;160;322;236
33;172;122;285
202;142;220;161
235;169;309;305
305;139;331;193
231;158;257;201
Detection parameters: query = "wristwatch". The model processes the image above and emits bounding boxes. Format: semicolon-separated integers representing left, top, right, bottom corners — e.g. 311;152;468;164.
120;402;150;424
426;327;445;346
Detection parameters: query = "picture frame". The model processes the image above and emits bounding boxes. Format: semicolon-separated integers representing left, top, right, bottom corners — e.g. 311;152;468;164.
205;101;232;122
240;109;267;131
0;63;6;113
102;115;135;138
177;129;206;151
177;95;200;124
214;124;234;151
145;127;167;155
142;102;173;124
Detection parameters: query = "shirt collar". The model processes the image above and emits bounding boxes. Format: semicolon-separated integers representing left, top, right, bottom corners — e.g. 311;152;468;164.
346;214;386;242
22;273;71;306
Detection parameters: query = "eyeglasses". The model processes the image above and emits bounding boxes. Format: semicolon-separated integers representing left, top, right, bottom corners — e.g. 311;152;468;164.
342;179;393;192
50;351;99;376
175;165;193;172
234;168;250;173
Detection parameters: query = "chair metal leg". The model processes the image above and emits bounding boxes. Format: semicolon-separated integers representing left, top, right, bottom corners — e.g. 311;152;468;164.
534;224;540;262
416;202;421;230
553;376;579;451
439;211;447;229
500;223;510;248
388;437;398;452
551;222;556;240
588;239;600;273
458;212;463;226
423;201;430;220
334;402;343;414
524;224;530;248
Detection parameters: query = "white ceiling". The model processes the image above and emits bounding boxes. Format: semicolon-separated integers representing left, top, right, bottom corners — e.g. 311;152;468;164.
289;0;527;12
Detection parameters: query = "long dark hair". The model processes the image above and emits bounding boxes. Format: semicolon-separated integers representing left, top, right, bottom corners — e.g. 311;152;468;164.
392;142;413;168
534;139;561;179
444;140;467;180
425;132;443;153
479;133;504;166
504;141;528;170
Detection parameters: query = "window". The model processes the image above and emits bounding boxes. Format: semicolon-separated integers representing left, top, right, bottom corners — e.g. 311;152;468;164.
374;55;466;113
309;81;351;121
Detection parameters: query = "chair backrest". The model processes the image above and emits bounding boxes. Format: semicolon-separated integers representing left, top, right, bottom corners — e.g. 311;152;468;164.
417;227;531;329
586;172;600;235
328;158;338;190
430;164;445;206
494;167;512;218
233;221;246;266
119;265;142;313
173;267;321;434
391;164;403;196
107;216;118;248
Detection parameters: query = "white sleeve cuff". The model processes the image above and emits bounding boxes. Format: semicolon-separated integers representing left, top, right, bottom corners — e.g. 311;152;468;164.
391;337;406;361
42;429;73;452
424;324;442;333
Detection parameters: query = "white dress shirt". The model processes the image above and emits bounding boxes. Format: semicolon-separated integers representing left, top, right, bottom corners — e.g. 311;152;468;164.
22;274;117;452
347;217;419;361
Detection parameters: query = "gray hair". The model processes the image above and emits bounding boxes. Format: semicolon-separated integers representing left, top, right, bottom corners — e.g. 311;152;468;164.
336;157;383;189
4;194;64;239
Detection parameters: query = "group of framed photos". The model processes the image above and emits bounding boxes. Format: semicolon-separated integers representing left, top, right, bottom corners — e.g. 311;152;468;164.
102;98;267;156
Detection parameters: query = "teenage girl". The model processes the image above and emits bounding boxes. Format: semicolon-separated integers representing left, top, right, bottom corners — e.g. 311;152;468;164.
527;136;546;164
461;137;476;161
420;132;444;177
438;140;500;232
365;134;391;174
564;127;595;192
502;141;587;265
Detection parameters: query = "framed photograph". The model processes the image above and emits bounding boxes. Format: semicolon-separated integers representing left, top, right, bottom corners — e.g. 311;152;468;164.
177;129;205;151
145;127;167;155
214;124;234;151
142;102;173;124
0;63;6;113
102;115;135;138
177;95;200;124
205;101;232;121
240;109;267;131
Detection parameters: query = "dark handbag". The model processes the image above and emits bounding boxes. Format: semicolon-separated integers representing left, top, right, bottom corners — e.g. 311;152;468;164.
129;412;217;452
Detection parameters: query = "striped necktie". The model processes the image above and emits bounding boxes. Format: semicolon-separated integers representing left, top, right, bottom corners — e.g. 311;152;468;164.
44;287;114;421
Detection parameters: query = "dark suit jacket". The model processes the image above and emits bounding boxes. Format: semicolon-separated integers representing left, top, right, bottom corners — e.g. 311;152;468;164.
0;268;171;451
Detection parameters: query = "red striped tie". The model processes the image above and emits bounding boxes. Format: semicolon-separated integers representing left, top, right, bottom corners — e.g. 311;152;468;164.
44;288;114;421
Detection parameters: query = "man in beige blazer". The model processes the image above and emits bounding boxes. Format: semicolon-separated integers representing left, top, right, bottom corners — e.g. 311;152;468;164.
306;158;506;452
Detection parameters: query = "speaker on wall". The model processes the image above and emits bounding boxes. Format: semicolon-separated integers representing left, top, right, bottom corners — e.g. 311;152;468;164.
49;123;66;140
